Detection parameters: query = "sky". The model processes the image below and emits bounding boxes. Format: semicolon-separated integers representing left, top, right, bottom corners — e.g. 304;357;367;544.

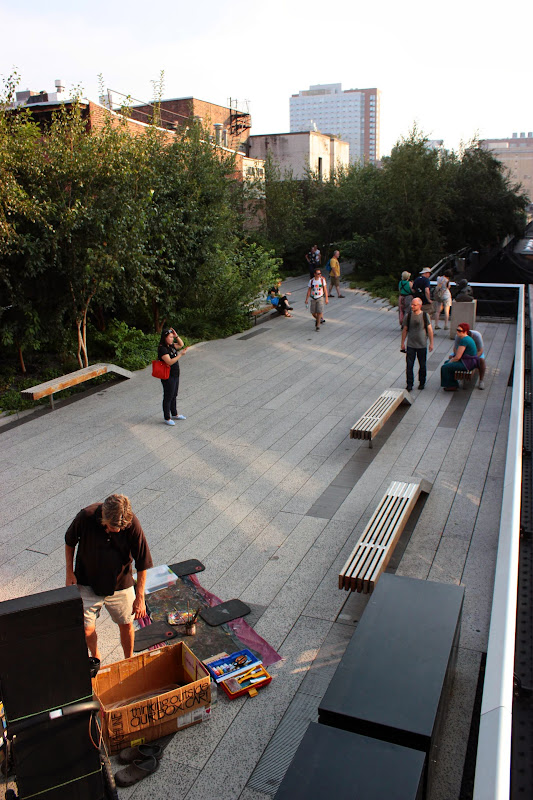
1;0;528;157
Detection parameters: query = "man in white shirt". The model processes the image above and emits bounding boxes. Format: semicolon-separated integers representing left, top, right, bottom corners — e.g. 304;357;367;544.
305;267;329;331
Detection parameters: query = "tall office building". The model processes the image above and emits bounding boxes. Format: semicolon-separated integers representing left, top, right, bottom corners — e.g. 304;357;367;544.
290;83;380;164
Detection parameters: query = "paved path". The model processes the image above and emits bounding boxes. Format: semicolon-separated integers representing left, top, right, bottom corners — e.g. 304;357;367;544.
0;275;515;799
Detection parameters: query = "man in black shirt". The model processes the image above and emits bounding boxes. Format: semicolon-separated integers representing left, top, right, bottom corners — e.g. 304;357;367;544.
65;494;153;660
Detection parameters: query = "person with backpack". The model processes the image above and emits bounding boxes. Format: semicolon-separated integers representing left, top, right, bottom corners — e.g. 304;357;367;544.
433;269;453;330
400;297;434;391
305;266;329;331
327;250;345;298
411;267;433;315
398;271;412;327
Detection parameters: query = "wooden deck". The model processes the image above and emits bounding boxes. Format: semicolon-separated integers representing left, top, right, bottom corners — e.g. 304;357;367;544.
0;274;515;800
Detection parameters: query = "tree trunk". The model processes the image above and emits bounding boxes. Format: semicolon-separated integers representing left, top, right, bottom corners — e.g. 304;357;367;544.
152;298;165;333
17;344;26;374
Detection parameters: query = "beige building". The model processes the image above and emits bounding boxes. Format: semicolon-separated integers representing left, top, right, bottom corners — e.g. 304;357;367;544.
481;133;533;202
248;130;349;180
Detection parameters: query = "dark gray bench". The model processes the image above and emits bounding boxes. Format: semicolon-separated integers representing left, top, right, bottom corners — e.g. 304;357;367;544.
275;722;425;800
318;574;464;798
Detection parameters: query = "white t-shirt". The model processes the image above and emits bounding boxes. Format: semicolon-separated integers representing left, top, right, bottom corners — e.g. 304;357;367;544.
308;277;326;299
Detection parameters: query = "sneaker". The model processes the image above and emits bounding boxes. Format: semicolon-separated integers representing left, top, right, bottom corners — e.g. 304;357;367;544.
172;414;187;420
406;386;413;392
434;325;441;330
164;419;175;426
321;318;326;324
418;384;425;390
478;381;485;390
339;295;345;298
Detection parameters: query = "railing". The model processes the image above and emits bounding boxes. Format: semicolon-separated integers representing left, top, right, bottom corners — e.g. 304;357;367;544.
473;283;525;800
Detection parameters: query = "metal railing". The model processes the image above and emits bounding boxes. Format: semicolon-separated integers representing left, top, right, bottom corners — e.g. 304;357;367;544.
473;283;525;800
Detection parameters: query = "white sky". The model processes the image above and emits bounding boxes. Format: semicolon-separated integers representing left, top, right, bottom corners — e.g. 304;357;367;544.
1;0;528;156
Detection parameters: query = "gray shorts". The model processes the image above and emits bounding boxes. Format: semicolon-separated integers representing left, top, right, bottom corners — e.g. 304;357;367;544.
78;584;135;628
310;297;325;314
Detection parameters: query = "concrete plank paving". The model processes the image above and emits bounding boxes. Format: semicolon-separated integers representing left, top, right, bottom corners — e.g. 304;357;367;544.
0;275;516;799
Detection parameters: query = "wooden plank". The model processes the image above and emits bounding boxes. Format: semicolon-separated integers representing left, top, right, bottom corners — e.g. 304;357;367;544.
21;363;134;401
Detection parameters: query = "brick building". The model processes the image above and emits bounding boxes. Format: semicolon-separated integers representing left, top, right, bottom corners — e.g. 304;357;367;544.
11;85;263;184
129;96;252;153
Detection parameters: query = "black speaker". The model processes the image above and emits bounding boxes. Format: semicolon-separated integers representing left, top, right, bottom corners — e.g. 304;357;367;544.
0;586;104;799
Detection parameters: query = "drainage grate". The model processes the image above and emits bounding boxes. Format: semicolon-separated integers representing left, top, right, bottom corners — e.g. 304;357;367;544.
238;328;270;340
247;692;319;796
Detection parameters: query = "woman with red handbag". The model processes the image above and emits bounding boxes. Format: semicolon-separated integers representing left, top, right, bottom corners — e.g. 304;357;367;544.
157;328;188;426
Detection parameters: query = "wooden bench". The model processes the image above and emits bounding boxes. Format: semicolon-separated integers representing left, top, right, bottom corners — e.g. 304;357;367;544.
339;478;432;594
350;388;412;447
21;363;134;409
250;305;277;325
454;368;478;387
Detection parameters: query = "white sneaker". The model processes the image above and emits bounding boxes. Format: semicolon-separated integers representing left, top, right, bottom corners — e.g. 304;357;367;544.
478;381;485;390
172;414;187;420
164;418;175;426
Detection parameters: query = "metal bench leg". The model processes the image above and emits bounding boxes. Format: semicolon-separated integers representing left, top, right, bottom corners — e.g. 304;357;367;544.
50;394;55;410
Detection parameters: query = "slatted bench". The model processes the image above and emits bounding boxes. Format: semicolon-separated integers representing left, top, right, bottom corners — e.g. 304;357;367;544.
454;368;478;387
350;388;412;447
250;305;277;325
339;478;432;594
21;363;134;409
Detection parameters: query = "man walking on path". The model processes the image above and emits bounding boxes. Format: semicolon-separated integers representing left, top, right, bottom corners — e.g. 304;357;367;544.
411;267;433;315
65;494;153;660
401;297;434;390
305;244;321;278
328;250;345;298
306;267;329;331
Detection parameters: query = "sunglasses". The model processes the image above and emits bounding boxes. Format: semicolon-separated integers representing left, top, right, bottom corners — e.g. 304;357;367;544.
163;329;173;336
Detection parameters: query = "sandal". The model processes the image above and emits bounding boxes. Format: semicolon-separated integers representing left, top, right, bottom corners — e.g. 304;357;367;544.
115;756;160;787
119;743;163;764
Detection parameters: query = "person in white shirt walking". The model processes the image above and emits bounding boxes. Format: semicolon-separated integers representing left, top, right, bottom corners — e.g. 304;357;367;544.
305;267;329;331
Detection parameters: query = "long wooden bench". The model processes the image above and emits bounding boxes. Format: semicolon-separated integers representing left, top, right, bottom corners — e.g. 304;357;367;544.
21;363;134;409
339;478;432;594
350;388;412;447
250;305;277;325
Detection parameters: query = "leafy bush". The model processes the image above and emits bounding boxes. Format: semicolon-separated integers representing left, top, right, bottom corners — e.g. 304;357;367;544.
91;321;161;371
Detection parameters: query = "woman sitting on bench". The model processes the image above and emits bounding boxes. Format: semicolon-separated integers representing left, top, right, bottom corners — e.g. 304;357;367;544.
441;323;481;391
267;285;293;317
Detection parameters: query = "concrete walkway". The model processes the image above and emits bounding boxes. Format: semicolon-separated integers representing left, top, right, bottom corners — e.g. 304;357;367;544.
0;274;515;799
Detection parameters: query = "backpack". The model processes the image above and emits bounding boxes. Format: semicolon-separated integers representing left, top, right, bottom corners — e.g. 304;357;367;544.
405;312;430;333
412;278;428;303
325;259;332;273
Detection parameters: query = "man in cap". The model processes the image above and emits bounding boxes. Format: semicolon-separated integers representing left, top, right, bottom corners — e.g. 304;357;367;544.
411;267;433;315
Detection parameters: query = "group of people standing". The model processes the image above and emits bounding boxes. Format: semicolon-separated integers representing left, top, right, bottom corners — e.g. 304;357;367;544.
398;267;454;330
400;268;486;392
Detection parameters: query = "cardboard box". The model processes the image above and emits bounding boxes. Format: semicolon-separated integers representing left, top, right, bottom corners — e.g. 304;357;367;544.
93;641;211;754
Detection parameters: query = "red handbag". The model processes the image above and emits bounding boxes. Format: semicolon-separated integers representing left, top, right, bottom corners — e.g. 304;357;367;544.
152;360;170;379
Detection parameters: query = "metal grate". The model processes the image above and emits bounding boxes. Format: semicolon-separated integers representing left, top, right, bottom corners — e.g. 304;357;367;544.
247;692;319;796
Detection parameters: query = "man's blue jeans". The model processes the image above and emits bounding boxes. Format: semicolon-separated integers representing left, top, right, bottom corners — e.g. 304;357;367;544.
406;347;427;389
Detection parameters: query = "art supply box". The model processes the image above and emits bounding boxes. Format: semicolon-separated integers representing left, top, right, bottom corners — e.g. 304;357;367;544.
204;649;261;683
93;642;211;754
219;665;272;699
